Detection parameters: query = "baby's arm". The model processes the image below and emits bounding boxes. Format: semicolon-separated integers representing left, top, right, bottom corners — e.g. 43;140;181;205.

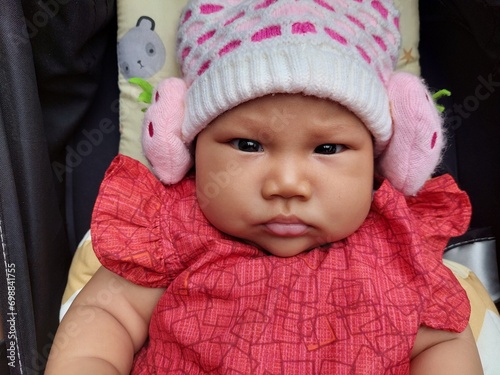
45;267;165;375
410;324;483;375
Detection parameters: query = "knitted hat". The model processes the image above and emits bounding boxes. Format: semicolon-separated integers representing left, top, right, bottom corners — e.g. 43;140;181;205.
143;0;444;196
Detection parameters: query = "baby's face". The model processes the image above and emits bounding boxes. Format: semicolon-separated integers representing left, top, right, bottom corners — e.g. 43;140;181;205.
195;94;374;257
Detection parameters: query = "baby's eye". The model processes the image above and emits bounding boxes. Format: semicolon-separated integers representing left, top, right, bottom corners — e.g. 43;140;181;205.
314;144;345;154
230;139;264;152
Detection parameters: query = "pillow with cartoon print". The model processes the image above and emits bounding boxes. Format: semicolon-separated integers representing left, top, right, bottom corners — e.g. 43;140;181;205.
393;0;420;75
116;0;421;166
116;0;186;166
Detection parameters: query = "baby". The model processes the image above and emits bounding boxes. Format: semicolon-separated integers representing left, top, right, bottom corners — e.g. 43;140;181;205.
46;0;483;374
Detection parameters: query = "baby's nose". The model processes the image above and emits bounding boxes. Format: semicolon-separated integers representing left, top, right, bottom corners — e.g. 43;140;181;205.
261;158;312;200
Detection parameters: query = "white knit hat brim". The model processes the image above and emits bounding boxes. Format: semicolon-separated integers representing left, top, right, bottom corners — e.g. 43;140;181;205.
182;43;392;155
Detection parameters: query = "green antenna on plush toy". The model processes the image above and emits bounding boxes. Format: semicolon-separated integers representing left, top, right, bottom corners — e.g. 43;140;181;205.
129;77;154;111
432;89;451;113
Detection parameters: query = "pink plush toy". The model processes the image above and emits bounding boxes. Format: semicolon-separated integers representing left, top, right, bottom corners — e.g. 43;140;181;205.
142;0;444;196
142;78;192;185
378;72;445;195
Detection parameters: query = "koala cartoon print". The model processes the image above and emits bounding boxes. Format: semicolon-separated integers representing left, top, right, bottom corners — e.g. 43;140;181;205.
118;16;166;79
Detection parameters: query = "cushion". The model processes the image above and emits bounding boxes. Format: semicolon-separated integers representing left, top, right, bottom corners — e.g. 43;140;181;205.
444;260;500;375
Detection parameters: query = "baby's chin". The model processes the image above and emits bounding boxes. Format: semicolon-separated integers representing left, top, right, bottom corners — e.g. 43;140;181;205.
242;239;333;258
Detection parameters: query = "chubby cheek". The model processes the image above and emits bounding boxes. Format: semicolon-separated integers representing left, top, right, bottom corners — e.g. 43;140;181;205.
196;155;246;205
321;173;373;239
195;166;247;237
197;192;228;231
350;183;373;229
347;192;372;231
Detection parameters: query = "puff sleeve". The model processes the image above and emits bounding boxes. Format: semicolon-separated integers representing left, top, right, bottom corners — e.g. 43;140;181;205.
408;174;472;332
91;155;185;288
407;174;472;255
371;174;472;333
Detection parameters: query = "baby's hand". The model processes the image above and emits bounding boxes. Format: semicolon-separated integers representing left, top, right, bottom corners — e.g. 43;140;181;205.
142;78;193;184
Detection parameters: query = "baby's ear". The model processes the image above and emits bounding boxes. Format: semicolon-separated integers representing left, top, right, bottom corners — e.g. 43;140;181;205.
377;72;445;196
142;77;193;184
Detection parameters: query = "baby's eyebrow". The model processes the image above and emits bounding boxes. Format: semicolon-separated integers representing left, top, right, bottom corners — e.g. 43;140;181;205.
232;111;268;123
223;113;269;130
310;117;358;132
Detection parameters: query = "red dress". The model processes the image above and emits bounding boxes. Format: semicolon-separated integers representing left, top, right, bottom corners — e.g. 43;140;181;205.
92;155;472;374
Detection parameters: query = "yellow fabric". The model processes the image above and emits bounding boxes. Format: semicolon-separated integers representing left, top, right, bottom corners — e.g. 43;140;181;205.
61;232;101;304
444;259;500;340
393;0;420;75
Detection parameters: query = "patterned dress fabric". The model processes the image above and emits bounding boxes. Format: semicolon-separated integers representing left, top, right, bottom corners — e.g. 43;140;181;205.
92;155;472;374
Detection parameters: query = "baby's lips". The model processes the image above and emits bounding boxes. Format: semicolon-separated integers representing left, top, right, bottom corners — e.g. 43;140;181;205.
264;222;310;237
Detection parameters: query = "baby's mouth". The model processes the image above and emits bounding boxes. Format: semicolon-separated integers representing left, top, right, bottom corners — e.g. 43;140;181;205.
263;217;310;237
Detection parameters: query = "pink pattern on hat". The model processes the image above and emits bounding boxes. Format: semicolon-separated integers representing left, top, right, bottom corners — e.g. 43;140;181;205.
224;11;245;26
255;0;278;10
197;60;211;75
197;29;216;45
346;14;365;30
324;27;347;45
313;0;335;12
373;34;387;51
356;45;371;64
182;9;192;23
219;40;242;56
251;25;282;41
177;1;401;86
200;4;224;14
292;22;316;34
372;0;388;19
